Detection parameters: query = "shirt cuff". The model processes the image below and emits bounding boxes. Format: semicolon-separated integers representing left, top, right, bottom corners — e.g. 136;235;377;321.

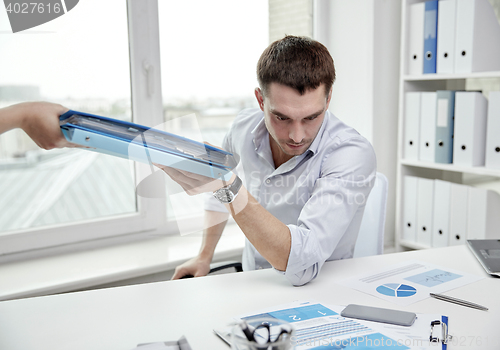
282;224;321;286
204;192;228;213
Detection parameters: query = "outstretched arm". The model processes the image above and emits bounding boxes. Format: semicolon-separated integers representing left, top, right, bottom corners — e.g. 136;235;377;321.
0;101;76;149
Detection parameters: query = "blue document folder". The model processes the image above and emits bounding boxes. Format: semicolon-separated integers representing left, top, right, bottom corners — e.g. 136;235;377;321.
435;91;456;163
423;0;438;74
59;110;235;180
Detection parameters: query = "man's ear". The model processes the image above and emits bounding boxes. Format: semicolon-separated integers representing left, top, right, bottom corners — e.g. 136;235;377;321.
325;87;333;109
255;88;265;111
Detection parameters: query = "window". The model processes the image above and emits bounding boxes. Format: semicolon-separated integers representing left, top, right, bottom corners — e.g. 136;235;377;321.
157;1;269;234
0;0;269;254
0;0;163;255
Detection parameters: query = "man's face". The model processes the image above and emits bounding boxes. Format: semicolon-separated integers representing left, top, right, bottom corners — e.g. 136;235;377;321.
255;82;332;161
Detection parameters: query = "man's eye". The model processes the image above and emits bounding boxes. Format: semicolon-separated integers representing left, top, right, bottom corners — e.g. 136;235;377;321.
277;116;288;121
306;116;318;121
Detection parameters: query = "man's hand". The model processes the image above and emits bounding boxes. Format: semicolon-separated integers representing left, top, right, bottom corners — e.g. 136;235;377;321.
171;256;212;280
156;164;236;196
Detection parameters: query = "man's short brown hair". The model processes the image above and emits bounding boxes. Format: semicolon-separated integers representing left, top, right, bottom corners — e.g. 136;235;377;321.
257;35;336;97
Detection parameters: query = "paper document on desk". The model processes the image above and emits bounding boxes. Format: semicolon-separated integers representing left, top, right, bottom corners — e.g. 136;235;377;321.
336;260;482;306
220;300;422;349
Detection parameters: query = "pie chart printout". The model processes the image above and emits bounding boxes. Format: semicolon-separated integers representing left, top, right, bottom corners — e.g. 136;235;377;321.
376;283;417;297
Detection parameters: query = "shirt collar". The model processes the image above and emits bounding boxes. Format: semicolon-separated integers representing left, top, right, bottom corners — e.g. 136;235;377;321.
251;113;269;152
307;109;330;156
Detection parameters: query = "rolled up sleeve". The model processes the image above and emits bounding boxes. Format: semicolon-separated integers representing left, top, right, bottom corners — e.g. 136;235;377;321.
283;137;376;286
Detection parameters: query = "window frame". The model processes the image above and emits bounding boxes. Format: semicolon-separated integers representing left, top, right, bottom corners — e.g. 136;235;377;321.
0;0;170;256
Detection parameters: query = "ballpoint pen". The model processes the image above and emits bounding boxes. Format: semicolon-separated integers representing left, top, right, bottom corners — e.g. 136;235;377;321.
430;293;488;311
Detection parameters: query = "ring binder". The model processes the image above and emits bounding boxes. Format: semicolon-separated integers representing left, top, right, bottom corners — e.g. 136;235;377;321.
59;110;236;180
429;318;452;347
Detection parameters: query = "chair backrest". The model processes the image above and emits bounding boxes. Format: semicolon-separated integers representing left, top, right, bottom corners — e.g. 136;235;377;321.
353;172;388;258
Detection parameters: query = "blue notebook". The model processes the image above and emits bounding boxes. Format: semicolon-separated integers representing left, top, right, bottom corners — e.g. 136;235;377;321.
59;110;235;180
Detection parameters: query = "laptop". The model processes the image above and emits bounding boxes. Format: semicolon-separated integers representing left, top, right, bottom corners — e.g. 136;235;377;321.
467;239;500;277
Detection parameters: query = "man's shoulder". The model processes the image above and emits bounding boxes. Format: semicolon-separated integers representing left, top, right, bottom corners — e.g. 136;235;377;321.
225;108;263;141
231;108;263;128
322;111;371;147
319;112;377;176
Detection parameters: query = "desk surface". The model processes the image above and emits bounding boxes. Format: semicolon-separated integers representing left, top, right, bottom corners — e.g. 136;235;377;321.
1;245;499;350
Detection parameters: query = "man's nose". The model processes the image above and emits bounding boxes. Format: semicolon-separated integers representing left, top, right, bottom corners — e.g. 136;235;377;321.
289;122;305;143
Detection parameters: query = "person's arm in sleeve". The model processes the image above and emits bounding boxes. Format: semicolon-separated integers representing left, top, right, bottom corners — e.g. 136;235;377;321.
283;137;377;286
0;102;75;149
221;136;376;285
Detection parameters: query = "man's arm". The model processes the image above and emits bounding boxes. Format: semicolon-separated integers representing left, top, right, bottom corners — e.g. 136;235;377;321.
171;210;229;279
0;102;75;149
159;167;292;273
224;187;291;271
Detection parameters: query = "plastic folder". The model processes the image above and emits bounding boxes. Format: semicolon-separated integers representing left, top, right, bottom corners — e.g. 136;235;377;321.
59;110;235;180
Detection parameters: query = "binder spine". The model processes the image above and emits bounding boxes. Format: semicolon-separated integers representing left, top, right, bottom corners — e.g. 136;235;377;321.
423;0;438;74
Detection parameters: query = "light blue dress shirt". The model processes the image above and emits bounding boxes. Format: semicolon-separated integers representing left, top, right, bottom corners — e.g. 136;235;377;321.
205;108;376;286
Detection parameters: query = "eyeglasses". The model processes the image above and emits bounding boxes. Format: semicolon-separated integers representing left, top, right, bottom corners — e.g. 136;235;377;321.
236;319;293;349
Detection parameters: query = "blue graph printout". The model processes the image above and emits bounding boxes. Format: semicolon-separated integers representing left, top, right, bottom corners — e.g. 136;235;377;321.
242;304;410;349
404;269;462;287
376;283;417;298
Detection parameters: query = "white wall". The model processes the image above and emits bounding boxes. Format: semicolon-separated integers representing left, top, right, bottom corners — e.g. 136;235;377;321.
314;0;401;249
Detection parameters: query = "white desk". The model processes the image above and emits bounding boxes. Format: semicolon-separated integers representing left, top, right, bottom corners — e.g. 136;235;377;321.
0;245;499;350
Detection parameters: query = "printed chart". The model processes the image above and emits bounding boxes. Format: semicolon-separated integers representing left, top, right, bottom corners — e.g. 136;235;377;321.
376;283;417;297
337;260;483;305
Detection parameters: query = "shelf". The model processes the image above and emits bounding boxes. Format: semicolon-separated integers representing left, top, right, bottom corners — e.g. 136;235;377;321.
400;159;500;177
403;70;500;81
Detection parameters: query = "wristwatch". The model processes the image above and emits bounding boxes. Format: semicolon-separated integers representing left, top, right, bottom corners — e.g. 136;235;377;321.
213;176;242;204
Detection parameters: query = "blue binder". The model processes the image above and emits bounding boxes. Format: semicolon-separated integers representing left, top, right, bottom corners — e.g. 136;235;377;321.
59;110;235;180
434;90;455;164
423;0;438;74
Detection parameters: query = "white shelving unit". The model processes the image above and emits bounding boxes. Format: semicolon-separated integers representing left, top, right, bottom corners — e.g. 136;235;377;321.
395;0;500;251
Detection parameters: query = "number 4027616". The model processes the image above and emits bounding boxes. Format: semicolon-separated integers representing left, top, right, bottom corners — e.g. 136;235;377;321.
5;2;62;14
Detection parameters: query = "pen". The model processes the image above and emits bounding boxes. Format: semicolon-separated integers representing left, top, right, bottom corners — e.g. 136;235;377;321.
430;293;488;311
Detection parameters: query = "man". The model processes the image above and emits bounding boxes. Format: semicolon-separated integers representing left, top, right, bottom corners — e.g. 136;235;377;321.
161;35;376;286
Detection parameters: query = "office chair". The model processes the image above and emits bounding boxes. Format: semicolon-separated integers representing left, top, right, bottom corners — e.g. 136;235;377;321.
353;172;388;258
185;172;389;277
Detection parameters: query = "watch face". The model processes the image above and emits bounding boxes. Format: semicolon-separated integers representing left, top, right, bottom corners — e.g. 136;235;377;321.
215;189;234;203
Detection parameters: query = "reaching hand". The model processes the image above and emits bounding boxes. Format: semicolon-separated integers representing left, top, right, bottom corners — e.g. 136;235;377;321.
0;101;79;150
19;102;77;149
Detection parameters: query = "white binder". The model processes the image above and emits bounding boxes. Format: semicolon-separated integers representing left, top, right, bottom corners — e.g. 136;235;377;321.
419;92;437;162
432;180;451;248
403;176;418;243
467;187;500;240
404;92;421;160
485;91;500;170
449;183;468;245
453;92;488;167
454;0;500;73
408;2;425;75
437;0;457;74
416;178;434;247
